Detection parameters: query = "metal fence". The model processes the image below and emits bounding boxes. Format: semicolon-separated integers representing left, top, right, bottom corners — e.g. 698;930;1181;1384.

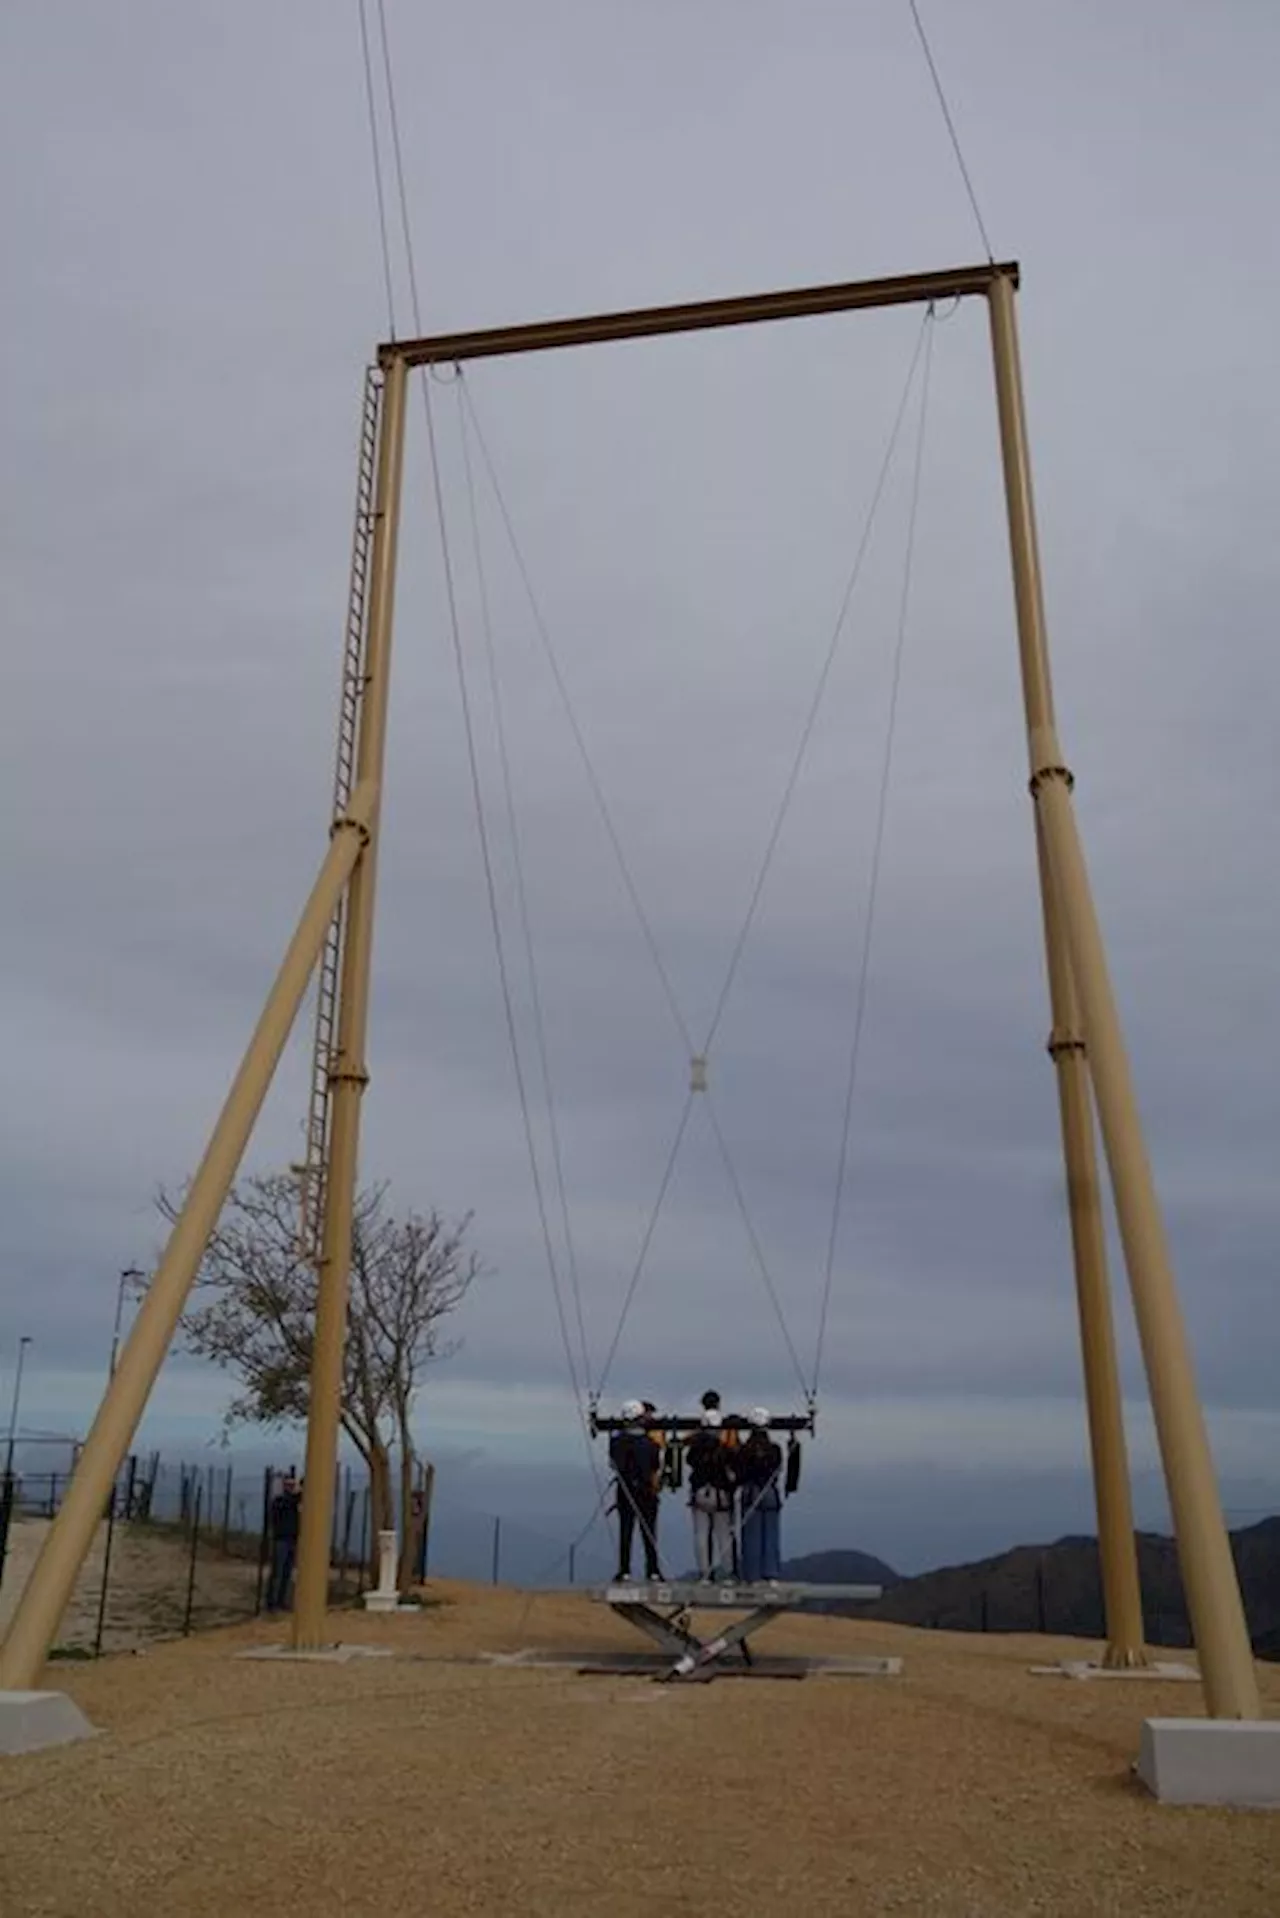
5;1451;1271;1660
0;1450;618;1658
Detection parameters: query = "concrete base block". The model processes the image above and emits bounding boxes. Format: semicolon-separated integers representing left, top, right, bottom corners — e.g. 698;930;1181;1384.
0;1691;99;1756
1137;1718;1280;1807
1029;1659;1199;1683
235;1643;394;1664
361;1594;418;1614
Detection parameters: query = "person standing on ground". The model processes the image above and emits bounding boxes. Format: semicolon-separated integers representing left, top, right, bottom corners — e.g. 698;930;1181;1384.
610;1402;661;1581
687;1407;736;1579
737;1409;784;1583
265;1470;302;1612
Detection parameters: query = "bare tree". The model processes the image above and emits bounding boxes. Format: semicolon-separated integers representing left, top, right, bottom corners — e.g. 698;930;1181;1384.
155;1172;479;1587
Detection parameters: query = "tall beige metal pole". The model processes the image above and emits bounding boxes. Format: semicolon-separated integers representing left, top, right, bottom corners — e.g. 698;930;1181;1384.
1034;813;1147;1667
292;352;408;1647
0;789;375;1690
987;271;1259;1718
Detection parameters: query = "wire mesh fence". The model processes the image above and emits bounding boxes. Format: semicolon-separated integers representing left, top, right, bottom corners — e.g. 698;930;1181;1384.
0;1449;616;1658
1;1446;1275;1660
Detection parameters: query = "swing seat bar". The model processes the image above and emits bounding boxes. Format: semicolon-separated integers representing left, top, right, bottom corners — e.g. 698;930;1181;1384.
590;1410;815;1436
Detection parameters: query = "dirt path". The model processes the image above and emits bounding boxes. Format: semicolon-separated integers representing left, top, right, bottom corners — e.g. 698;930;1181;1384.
2;1582;1278;1916
0;1518;261;1653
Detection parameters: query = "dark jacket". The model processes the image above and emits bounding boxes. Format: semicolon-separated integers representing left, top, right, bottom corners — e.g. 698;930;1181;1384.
270;1488;301;1542
737;1433;784;1510
686;1429;736;1497
610;1430;660;1493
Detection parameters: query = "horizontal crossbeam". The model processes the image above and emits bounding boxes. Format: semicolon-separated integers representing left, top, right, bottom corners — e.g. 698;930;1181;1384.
380;261;1019;369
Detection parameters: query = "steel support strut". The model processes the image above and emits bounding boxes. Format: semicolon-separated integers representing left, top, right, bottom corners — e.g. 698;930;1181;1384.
292;354;410;1648
0;793;376;1689
986;270;1259;1718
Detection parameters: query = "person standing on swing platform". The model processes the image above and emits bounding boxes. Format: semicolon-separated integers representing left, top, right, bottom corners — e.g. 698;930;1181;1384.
687;1406;736;1579
610;1401;662;1581
738;1409;785;1583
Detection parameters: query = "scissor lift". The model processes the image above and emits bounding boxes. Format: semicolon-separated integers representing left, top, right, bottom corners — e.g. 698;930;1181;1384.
591;1578;885;1682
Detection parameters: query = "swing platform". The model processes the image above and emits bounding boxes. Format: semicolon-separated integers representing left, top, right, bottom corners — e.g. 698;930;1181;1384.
588;1579;885;1682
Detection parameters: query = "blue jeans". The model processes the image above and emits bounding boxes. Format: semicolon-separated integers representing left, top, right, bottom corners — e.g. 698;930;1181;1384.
740;1502;781;1583
266;1536;297;1611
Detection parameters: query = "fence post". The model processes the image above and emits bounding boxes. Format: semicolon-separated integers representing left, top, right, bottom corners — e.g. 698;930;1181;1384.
93;1478;119;1658
0;1473;15;1588
47;1473;58;1518
330;1465;344;1567
183;1482;203;1635
491;1516;501;1587
568;1541;576;1586
137;1453;156;1522
222;1465;233;1550
356;1487;370;1596
254;1466;272;1616
339;1486;356;1597
417;1462;435;1584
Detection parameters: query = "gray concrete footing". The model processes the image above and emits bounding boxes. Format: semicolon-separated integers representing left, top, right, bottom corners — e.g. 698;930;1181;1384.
0;1690;99;1756
234;1643;394;1664
1136;1718;1280;1807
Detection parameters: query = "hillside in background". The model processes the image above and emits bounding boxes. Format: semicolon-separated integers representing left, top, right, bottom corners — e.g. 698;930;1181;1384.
794;1516;1280;1660
780;1547;901;1589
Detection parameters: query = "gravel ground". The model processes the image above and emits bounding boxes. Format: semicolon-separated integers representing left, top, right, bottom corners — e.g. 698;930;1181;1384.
2;1582;1278;1917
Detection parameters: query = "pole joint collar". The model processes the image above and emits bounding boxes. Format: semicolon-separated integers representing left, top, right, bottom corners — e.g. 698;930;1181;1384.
1029;761;1074;797
1046;1026;1086;1060
328;1066;370;1090
330;811;371;848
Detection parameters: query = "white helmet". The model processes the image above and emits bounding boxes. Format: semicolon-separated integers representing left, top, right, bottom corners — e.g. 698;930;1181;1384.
620;1399;645;1421
749;1406;771;1427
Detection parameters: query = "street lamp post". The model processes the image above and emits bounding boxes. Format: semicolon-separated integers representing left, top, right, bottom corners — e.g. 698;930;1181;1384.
94;1271;144;1657
4;1336;33;1481
1;1335;33;1586
111;1270;144;1378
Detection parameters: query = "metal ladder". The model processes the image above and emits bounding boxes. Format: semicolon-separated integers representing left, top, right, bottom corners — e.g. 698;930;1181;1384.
299;365;384;1267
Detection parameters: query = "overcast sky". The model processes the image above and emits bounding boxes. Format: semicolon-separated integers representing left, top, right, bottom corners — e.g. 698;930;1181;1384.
3;2;1278;1573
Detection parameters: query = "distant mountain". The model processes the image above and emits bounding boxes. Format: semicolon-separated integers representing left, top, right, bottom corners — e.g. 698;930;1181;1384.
781;1548;901;1590
769;1518;1280;1661
862;1516;1280;1660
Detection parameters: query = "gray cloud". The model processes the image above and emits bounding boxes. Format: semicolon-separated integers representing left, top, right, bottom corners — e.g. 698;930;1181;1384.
3;1;1278;1567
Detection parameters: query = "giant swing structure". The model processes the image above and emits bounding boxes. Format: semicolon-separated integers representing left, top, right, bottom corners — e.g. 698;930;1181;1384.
0;259;1263;1725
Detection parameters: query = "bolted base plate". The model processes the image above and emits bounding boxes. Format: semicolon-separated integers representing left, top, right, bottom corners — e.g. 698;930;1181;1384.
235;1643;394;1664
1029;1659;1199;1683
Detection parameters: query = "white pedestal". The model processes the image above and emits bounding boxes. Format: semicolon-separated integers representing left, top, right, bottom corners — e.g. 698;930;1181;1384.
362;1529;400;1613
1137;1718;1280;1807
0;1691;98;1756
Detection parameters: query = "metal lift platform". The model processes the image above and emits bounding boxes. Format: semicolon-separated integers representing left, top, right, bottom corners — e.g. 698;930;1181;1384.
586;1579;890;1682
